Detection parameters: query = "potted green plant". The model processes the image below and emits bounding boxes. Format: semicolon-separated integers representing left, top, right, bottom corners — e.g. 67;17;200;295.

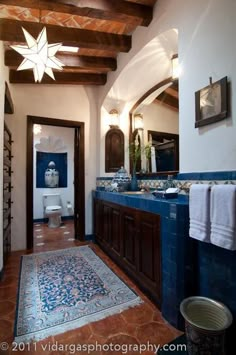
129;142;141;173
128;135;141;190
144;142;152;173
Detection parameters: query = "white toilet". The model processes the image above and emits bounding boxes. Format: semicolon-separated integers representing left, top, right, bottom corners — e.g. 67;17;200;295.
43;193;62;228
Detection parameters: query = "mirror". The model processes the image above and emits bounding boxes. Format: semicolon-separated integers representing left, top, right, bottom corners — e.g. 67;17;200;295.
129;77;179;175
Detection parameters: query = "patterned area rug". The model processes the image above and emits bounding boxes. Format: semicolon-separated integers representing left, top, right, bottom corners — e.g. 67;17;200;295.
14;246;142;342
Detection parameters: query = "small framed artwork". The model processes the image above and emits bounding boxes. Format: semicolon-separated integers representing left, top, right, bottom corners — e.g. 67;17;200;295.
36;152;68;188
195;76;228;128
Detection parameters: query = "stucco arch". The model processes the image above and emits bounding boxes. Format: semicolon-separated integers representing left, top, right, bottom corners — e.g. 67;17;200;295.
102;28;178;113
99;28;178;176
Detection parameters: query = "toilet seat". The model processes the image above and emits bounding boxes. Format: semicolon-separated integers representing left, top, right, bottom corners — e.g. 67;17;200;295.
46;205;62;213
45;205;62;228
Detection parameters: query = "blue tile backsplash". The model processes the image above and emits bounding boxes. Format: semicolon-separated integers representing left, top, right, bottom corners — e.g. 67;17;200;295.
97;170;236;194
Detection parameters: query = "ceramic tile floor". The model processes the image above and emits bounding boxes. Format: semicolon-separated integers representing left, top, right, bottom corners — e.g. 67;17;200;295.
0;221;182;354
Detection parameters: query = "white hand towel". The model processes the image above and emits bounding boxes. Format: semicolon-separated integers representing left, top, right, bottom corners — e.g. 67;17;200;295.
210;185;236;250
189;184;211;242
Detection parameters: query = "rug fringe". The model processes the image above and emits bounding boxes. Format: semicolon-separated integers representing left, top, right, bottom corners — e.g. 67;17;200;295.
14;297;143;343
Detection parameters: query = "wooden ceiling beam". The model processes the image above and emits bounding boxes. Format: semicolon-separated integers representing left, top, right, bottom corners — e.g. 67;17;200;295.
0;0;152;26
9;69;107;85
165;86;178;99
5;50;117;73
155;92;179;111
0;18;131;52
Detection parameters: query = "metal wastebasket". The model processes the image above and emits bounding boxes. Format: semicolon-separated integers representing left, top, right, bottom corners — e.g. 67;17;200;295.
180;296;233;355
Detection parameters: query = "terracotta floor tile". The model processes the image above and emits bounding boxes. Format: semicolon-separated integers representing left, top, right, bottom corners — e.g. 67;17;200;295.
53;323;92;344
0;276;18;288
30;337;56;355
136;322;177;347
0;286;17;300
102;334;141;355
152;310;167;324
0;345;11;355
0;222;181;355
0;319;14;342
88;333;106;344
121;303;154;325
0;301;15;318
90;313;132;338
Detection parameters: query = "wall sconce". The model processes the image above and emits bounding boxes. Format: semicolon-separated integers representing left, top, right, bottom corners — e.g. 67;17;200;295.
134;113;144;130
171;54;180;80
33;124;42;135
109;109;120;128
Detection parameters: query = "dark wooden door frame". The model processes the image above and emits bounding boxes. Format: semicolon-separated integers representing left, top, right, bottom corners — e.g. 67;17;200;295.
27;115;85;249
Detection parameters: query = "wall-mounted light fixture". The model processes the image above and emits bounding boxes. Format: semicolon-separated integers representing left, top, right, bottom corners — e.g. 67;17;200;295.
33;124;42;135
134;113;144;130
171;54;180;80
109;109;120;128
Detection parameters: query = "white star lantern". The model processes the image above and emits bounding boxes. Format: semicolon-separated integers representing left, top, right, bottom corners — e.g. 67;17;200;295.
11;27;64;82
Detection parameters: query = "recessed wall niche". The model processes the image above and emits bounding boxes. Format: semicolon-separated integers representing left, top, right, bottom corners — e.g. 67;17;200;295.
35;135;68;188
105;128;124;173
36;151;68;188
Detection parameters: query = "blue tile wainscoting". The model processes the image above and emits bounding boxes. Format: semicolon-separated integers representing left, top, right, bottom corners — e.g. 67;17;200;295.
196;242;236;354
94;182;236;352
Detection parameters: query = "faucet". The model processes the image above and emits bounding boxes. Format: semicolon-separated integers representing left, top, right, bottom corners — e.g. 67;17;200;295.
140;185;150;192
163;175;176;191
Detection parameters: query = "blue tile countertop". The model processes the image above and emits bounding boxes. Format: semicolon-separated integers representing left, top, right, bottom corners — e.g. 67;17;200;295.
93;190;189;216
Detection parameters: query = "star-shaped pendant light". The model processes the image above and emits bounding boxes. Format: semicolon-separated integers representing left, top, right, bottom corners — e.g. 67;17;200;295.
11;27;64;82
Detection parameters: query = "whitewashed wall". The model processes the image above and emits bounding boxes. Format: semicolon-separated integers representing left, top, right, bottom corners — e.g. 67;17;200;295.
33;125;74;220
5;85;97;251
142;102;179;145
178;0;236;172
98;0;236;173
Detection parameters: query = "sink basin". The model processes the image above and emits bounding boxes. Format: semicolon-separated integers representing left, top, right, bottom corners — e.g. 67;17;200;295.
121;191;148;195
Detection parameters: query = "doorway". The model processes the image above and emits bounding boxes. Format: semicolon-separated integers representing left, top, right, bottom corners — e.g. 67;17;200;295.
27;116;85;249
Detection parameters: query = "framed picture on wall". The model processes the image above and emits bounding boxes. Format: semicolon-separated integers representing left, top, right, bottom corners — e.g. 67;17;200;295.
36;152;68;188
195;76;228;128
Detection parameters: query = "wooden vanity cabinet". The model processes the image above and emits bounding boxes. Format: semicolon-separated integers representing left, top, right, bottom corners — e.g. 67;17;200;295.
93;198;161;307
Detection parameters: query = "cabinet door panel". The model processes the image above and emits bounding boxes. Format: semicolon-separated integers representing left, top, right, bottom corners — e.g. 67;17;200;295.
122;208;137;271
93;198;161;307
110;207;121;255
138;211;161;298
102;204;110;245
94;199;102;241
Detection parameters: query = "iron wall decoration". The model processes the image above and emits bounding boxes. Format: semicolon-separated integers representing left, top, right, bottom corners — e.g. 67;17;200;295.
36;152;67;188
195;76;228;128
